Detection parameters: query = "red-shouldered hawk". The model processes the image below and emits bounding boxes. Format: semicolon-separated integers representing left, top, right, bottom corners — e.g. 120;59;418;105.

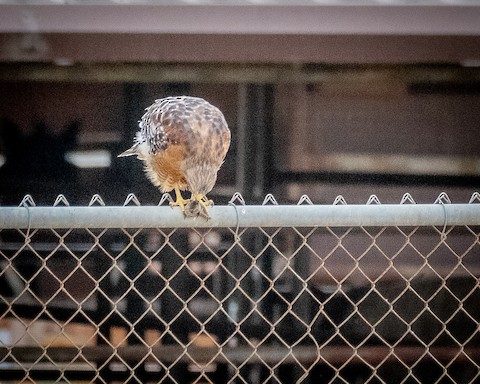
118;96;231;219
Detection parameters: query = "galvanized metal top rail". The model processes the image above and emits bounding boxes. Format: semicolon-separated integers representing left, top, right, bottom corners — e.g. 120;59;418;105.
1;192;479;229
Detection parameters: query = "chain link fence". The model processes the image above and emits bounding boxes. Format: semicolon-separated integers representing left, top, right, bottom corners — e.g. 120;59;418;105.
1;192;480;383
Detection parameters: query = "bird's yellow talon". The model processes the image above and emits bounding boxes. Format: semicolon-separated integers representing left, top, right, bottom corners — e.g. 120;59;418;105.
195;194;213;206
170;200;190;211
170;186;190;211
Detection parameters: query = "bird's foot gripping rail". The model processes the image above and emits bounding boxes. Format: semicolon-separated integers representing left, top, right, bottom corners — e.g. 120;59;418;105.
184;194;213;220
169;186;213;220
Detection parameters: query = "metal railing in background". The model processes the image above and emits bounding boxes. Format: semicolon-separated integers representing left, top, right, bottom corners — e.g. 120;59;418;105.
0;192;479;383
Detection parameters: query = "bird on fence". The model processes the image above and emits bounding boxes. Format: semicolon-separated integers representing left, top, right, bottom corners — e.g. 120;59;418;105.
118;96;231;219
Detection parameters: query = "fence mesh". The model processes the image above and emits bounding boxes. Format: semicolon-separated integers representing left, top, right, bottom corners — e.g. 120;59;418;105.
1;193;480;383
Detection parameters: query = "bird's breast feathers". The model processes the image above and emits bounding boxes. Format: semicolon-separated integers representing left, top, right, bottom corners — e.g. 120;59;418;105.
146;144;188;192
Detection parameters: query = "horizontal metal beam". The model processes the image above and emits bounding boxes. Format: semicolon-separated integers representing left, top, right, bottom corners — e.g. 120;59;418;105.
2;62;480;84
1;4;479;35
2;345;478;366
0;204;479;229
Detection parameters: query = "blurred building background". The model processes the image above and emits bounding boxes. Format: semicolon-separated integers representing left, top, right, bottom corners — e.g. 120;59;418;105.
1;2;480;383
0;0;479;205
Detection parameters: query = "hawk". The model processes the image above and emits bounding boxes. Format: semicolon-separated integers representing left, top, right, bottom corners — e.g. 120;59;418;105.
118;96;231;219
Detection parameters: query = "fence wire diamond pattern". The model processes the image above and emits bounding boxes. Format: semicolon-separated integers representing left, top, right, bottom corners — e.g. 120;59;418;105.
0;193;479;383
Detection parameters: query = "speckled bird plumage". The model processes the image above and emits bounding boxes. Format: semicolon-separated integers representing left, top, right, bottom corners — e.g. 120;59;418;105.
119;96;231;219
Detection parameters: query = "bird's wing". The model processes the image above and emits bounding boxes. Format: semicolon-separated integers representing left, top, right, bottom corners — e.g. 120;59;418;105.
140;97;191;155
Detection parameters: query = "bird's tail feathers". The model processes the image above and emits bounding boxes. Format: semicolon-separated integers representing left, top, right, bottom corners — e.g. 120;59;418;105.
117;145;138;157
